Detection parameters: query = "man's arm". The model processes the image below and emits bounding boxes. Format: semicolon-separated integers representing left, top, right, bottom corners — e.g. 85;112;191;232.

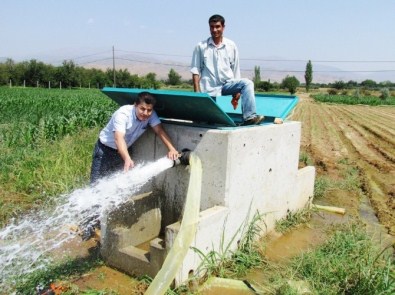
114;131;135;171
192;74;201;92
151;124;179;160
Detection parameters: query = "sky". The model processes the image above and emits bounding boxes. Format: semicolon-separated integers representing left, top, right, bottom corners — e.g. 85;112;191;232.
1;0;395;82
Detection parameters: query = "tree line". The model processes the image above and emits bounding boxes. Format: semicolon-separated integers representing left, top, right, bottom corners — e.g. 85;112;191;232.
0;58;171;89
1;58;394;94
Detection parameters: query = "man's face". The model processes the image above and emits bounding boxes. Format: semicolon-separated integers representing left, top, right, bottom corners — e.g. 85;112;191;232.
209;21;224;39
135;101;154;121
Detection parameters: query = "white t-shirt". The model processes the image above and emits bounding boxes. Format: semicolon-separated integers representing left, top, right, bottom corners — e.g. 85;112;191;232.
99;105;161;149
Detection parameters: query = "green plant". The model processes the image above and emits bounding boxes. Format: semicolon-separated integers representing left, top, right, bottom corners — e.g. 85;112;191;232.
275;208;312;234
313;176;330;199
304;60;313;93
312;93;395;106
291;223;395;294
380;87;390;100
281;76;300;94
14;255;103;294
192;211;264;279
299;152;313;166
327;88;338;95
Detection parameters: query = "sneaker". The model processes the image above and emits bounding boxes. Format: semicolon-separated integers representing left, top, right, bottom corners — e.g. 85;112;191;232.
241;115;265;126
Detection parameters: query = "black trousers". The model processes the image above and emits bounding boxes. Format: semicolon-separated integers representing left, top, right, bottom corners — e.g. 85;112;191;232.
90;140;132;184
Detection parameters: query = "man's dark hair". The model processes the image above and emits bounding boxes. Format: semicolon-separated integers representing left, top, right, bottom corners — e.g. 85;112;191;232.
136;91;156;105
209;14;225;25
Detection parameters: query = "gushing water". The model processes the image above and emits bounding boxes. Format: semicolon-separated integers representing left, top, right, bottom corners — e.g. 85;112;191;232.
0;157;174;290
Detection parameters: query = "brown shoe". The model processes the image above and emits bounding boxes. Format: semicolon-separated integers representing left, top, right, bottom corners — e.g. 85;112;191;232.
241;115;265;126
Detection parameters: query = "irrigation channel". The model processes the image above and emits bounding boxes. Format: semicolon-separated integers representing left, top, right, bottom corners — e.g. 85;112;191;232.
0;157;176;292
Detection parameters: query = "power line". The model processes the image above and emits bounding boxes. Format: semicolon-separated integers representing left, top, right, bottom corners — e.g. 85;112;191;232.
242;58;395;63
43;48;395;74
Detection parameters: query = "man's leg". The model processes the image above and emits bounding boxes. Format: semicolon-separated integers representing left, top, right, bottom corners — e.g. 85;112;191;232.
222;78;258;121
90;140;124;184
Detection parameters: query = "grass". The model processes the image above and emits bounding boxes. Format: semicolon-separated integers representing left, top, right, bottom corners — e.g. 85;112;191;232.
275;208;312;234
14;251;103;294
289;223;395;294
192;211;265;280
0;128;99;226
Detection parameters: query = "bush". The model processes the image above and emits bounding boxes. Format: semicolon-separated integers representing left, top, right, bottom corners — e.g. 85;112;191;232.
380;88;390;100
327;89;338;95
341;90;348;96
281;76;300;94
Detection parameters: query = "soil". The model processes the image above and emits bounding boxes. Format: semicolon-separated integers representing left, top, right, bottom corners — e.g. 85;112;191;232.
52;92;395;294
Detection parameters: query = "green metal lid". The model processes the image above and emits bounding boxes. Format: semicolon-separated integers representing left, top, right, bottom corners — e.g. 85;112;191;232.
101;87;299;127
101;87;237;127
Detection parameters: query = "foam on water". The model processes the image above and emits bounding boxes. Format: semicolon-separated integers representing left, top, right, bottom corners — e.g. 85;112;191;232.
0;156;174;289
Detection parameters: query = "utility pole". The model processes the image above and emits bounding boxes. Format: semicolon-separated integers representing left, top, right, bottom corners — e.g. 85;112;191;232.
112;46;116;87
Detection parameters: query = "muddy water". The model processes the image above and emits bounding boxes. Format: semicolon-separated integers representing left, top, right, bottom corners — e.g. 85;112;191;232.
263;211;347;263
72;266;143;294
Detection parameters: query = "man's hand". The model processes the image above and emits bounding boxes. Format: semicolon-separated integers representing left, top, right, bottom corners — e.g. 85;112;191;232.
231;93;241;110
123;157;135;172
167;150;180;161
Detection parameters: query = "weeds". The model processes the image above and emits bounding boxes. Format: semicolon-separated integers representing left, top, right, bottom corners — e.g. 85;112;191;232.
275;208;312;234
314;176;331;199
299;152;313;166
14;254;103;294
192;211;264;280
291;223;395;294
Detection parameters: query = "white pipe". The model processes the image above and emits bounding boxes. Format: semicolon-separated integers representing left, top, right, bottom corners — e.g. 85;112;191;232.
145;153;202;295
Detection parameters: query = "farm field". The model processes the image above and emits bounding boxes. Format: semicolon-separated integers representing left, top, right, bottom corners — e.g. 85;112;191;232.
291;93;395;235
1;88;394;293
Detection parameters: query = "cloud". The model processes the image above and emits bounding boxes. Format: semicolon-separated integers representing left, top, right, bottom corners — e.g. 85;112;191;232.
86;18;94;25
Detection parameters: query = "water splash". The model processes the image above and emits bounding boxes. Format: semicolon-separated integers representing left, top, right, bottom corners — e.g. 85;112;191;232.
0;157;174;290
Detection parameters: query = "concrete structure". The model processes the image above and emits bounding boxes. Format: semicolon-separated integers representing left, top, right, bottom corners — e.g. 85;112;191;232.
100;121;315;286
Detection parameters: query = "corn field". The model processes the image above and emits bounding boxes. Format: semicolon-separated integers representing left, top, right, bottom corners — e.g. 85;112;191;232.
0;87;117;147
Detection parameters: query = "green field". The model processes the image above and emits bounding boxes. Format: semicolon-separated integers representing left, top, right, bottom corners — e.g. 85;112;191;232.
0;87;118;225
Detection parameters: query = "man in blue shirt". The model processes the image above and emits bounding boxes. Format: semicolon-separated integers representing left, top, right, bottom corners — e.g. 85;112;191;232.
191;14;283;125
90;91;179;184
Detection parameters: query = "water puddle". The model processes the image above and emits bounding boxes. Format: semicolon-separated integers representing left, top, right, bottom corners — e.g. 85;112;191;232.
359;193;395;252
263;211;347;263
0;157;174;291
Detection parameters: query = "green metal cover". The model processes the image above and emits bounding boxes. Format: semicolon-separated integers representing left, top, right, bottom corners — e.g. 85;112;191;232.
101;87;237;127
215;94;299;124
101;87;298;127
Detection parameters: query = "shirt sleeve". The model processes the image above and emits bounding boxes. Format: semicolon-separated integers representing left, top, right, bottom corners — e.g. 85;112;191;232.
190;44;202;75
232;44;241;79
149;111;161;127
112;109;128;133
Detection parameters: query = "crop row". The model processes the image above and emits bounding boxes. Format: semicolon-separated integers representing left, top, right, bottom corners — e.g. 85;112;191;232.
312;94;395;106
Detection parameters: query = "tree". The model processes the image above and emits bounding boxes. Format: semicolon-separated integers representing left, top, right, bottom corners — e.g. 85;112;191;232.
56;60;79;88
281;75;300;94
332;80;346;90
360;79;377;89
257;80;271;92
167;68;182;85
25;59;47;87
304;60;313;92
253;66;261;85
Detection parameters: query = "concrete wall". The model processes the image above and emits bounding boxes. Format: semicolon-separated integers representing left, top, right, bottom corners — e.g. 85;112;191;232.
101;121;315;285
